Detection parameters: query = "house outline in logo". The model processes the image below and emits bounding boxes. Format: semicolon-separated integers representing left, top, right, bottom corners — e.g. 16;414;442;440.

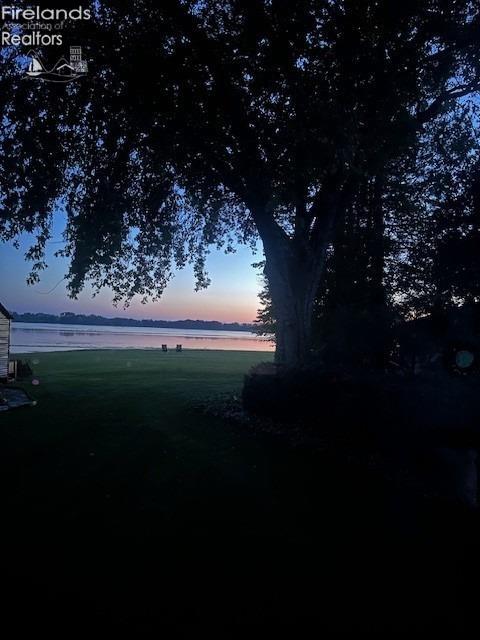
26;46;88;82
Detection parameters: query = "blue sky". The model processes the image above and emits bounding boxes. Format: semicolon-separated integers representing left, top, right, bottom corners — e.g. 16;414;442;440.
0;219;263;323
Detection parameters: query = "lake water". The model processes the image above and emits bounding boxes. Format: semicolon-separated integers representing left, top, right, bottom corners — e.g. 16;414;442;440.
11;322;274;353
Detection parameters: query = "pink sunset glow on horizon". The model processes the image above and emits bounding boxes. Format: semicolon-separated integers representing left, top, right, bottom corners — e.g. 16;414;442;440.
1;238;264;325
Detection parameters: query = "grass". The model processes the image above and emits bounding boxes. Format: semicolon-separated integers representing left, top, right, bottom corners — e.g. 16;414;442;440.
2;349;281;537
0;349;477;632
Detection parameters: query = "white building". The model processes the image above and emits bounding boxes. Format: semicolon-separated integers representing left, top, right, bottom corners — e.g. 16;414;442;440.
0;302;12;380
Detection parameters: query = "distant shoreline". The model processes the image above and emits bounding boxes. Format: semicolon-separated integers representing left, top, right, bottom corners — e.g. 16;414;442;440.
11;312;257;333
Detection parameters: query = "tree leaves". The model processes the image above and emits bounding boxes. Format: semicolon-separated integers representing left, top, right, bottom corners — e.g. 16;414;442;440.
0;0;479;308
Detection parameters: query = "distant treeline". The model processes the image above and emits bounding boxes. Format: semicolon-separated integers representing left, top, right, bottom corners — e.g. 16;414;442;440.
12;311;255;332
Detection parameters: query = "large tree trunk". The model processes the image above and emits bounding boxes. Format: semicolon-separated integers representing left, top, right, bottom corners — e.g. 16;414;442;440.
251;196;340;369
264;250;325;367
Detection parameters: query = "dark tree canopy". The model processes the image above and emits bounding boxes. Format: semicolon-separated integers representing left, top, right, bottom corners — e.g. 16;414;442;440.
1;0;480;364
256;101;480;362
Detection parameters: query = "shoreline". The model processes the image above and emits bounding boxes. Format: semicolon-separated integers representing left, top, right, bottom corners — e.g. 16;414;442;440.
11;322;274;353
11;323;274;354
11;346;274;355
12;317;257;333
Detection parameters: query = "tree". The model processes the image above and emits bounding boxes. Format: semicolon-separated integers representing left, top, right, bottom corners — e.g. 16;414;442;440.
255;100;480;366
1;1;480;367
388;102;480;316
254;267;276;338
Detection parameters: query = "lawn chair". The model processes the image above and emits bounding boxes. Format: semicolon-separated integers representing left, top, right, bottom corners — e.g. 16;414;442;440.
162;344;168;352
176;344;182;352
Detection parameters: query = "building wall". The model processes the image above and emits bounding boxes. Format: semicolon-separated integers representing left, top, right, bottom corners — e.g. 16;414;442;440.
0;312;10;379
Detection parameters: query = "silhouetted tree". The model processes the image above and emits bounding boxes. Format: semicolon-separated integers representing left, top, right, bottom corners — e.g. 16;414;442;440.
390;102;480;316
1;1;480;366
255;101;480;366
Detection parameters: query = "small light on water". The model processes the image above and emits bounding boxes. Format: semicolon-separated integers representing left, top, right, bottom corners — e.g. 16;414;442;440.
31;379;40;386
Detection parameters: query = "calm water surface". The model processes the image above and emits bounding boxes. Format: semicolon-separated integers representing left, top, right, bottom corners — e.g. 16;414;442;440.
11;322;274;353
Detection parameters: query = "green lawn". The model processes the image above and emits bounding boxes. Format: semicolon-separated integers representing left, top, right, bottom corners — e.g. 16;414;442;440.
0;349;472;632
2;349;289;539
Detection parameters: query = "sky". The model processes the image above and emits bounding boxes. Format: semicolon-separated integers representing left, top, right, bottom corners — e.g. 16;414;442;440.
0;216;264;324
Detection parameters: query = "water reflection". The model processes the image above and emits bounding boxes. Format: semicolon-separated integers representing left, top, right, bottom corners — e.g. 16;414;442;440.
11;322;274;353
